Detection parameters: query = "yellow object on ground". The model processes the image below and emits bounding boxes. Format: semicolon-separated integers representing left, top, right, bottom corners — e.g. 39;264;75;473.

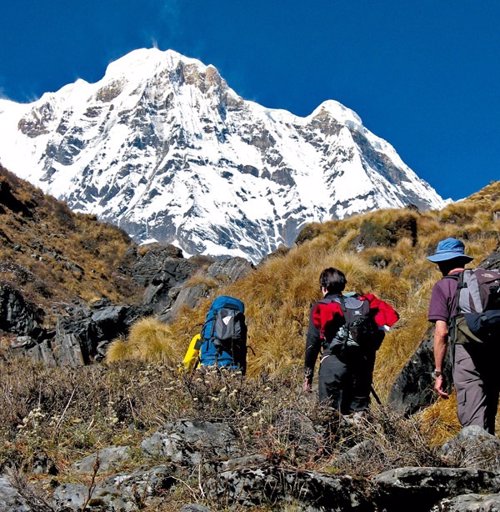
183;333;201;372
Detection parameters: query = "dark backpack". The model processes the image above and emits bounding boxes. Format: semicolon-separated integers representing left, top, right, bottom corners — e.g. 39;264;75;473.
318;294;383;353
197;295;247;372
452;268;500;343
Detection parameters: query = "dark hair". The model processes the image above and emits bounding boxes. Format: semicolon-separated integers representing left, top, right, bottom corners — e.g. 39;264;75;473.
319;267;347;294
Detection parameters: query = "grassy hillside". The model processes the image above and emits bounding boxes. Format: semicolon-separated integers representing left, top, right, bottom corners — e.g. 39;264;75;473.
108;181;500;435
0;181;498;509
0;166;140;324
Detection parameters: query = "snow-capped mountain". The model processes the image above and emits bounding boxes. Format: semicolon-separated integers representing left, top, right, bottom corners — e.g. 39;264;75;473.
0;48;446;262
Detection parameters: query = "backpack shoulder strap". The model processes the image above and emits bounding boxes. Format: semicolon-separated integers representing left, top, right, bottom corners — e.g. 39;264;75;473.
336;295;347;316
314;297;343;339
446;271;468;316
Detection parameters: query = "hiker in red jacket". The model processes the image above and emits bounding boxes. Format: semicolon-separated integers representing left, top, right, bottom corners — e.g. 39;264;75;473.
303;267;399;415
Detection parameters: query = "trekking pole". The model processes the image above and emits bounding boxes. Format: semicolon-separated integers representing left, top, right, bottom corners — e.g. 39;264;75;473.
370;384;382;405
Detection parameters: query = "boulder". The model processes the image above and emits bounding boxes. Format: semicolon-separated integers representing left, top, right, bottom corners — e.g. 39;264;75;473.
0;474;30;512
158;282;210;323
432;492;500;511
206;465;372;511
439;426;500;472
220;454;268;472
130;244;186;287
479;249;500;271
23;301;153;366
373;466;500;512
180;505;211;512
205;257;253;282
334;440;378;469
0;284;45;340
159;256;253;322
30;451;58;476
131;244;202;313
141;419;240;465
53;465;174;511
388;334;453;415
73;446;132;474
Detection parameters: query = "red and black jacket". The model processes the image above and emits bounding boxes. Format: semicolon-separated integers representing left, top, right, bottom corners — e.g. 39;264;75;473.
304;292;399;382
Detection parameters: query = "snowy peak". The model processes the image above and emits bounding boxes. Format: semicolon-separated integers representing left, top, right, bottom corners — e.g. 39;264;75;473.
0;48;446;263
309;100;363;128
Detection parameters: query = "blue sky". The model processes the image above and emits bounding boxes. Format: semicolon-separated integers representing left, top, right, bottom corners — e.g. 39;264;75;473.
1;0;498;200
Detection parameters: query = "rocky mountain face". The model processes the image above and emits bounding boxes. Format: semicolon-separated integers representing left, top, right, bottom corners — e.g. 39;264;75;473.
0;48;445;262
0;167;253;365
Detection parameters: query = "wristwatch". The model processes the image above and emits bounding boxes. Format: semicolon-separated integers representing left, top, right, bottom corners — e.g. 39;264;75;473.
432;369;443;378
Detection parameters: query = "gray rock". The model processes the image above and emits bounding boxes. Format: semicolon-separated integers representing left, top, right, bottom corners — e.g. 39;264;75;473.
206;465;371;511
31;451;58;475
159;282;210;323
158;256;253;323
10;336;35;349
432;493;500;511
141;419;239;465
133;245;196;284
374;466;500;512
479;250;500;271
334;440;377;468
73;446;132;474
0;474;31;512
24;339;57;366
220;454;267;472
0;284;45;339
388;334;453;415
53;465;174;511
206;257;253;282
440;426;500;472
180;505;212;512
22;302;153;366
52;482;88;510
52;332;88;366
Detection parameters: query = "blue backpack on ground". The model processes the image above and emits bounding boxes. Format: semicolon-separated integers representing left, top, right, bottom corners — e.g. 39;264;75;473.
197;295;247;373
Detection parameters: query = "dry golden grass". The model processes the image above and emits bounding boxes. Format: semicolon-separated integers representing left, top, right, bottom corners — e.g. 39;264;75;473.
107;317;182;364
419;395;462;446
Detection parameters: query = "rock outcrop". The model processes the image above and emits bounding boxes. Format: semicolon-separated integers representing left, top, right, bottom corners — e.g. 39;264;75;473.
3;243;253;366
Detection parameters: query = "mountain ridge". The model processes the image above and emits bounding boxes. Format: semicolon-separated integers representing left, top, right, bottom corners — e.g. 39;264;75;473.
0;48;446;262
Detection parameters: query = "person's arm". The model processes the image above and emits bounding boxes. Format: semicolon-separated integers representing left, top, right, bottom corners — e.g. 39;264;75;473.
433;320;449;398
304;305;321;392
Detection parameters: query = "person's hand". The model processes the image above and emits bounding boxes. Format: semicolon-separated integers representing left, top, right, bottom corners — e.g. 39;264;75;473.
303;378;312;393
434;375;449;399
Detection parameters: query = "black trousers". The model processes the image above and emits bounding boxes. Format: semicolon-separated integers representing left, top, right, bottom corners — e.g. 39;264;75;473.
318;350;376;414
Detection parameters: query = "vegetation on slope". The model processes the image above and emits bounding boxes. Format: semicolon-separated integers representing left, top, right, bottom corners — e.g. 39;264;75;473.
0;166;140;324
0;180;498;509
0;356;444;511
109;182;500;397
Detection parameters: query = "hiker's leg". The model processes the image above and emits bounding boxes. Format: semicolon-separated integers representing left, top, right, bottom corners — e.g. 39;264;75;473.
348;351;376;413
481;347;500;435
485;384;499;435
318;354;348;414
453;344;489;431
